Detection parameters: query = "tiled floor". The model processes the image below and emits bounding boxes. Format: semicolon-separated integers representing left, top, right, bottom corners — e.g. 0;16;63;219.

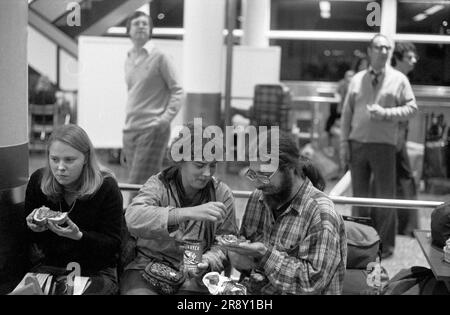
28;149;450;280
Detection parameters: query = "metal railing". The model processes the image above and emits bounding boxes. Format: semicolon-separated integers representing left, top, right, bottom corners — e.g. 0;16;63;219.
118;183;443;210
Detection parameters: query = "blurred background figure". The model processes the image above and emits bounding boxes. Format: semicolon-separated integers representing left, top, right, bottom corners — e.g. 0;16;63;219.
325;69;355;156
28;75;70;145
29;75;57;105
353;55;369;73
340;34;418;259
122;11;183;203
392;42;420;236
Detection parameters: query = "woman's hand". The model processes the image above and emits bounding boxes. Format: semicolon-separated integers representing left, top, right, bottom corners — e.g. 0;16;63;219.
186;202;227;223
47;217;83;241
26;209;48;233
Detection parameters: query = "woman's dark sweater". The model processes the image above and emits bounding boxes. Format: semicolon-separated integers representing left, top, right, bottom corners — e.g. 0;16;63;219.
24;168;123;273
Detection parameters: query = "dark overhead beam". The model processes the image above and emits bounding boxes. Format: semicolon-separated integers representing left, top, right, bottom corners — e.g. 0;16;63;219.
80;0;150;37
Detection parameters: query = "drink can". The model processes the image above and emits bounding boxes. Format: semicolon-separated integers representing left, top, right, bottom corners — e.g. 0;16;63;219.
183;240;203;272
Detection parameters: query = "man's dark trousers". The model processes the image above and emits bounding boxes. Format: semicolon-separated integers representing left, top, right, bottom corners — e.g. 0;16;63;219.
350;141;397;256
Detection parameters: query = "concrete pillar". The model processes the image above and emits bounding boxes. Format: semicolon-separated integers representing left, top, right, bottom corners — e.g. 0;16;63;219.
183;0;225;126
0;0;29;293
242;0;270;47
380;0;397;40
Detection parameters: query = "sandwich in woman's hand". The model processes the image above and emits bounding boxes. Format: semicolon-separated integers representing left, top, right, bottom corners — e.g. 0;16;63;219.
33;206;68;226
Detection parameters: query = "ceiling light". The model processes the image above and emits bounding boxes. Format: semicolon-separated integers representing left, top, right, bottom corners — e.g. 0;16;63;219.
319;1;331;11
319;1;331;19
413;13;428;22
424;5;445;15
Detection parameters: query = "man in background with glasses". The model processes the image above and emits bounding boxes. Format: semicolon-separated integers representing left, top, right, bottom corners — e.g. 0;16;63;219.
227;130;347;294
340;34;417;259
391;42;420;237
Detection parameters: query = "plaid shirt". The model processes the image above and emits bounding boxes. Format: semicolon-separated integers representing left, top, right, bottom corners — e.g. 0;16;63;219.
240;178;347;295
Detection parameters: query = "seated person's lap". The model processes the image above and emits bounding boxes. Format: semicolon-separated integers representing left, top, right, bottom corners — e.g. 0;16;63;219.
120;269;210;295
120;269;158;295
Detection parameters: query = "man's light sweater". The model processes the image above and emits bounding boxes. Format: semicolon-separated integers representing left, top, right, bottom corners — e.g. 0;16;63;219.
124;45;183;132
341;66;417;146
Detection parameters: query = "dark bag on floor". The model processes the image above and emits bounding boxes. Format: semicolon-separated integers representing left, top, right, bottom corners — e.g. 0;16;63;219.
384;266;450;295
142;261;185;295
343;216;380;269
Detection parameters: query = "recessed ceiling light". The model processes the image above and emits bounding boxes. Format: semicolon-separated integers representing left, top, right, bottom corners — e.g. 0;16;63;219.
412;13;428;22
424;5;444;16
319;1;331;19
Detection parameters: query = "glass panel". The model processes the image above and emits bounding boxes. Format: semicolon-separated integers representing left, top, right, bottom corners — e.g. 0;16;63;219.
271;39;369;81
149;0;242;29
397;1;450;35
53;0;126;38
405;43;450;86
274;39;450;86
271;0;381;32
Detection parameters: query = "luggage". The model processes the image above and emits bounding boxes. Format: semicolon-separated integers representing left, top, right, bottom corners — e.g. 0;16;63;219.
384;266;449;295
343;216;380;269
342;216;386;295
430;201;450;248
251;84;292;132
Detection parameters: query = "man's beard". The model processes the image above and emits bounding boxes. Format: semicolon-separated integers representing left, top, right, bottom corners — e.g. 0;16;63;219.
262;171;294;207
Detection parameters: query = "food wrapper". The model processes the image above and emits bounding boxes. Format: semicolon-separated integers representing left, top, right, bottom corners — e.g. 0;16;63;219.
366;258;389;292
444;238;450;264
202;272;247;295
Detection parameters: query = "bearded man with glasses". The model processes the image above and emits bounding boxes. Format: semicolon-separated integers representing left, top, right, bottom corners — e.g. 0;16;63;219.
340;34;418;259
227;130;347;295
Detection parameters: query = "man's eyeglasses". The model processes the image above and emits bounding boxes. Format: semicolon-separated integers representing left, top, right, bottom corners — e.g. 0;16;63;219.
245;168;277;184
371;45;392;52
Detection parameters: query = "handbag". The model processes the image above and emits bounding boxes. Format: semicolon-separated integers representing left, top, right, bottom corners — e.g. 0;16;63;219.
430;201;450;248
142;261;186;295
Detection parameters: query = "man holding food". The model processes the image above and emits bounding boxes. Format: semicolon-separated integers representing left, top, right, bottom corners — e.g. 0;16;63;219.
225;130;347;294
121;122;238;295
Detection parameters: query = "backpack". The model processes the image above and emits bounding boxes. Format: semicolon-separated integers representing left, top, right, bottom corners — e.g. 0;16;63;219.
431;201;450;248
384;266;450;295
343;216;380;269
342;216;386;295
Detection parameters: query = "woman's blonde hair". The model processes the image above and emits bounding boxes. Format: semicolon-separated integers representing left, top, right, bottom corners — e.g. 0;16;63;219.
41;124;112;201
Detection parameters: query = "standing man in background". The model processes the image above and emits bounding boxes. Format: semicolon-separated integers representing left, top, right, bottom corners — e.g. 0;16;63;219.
340;34;417;258
123;11;183;194
391;42;420;236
